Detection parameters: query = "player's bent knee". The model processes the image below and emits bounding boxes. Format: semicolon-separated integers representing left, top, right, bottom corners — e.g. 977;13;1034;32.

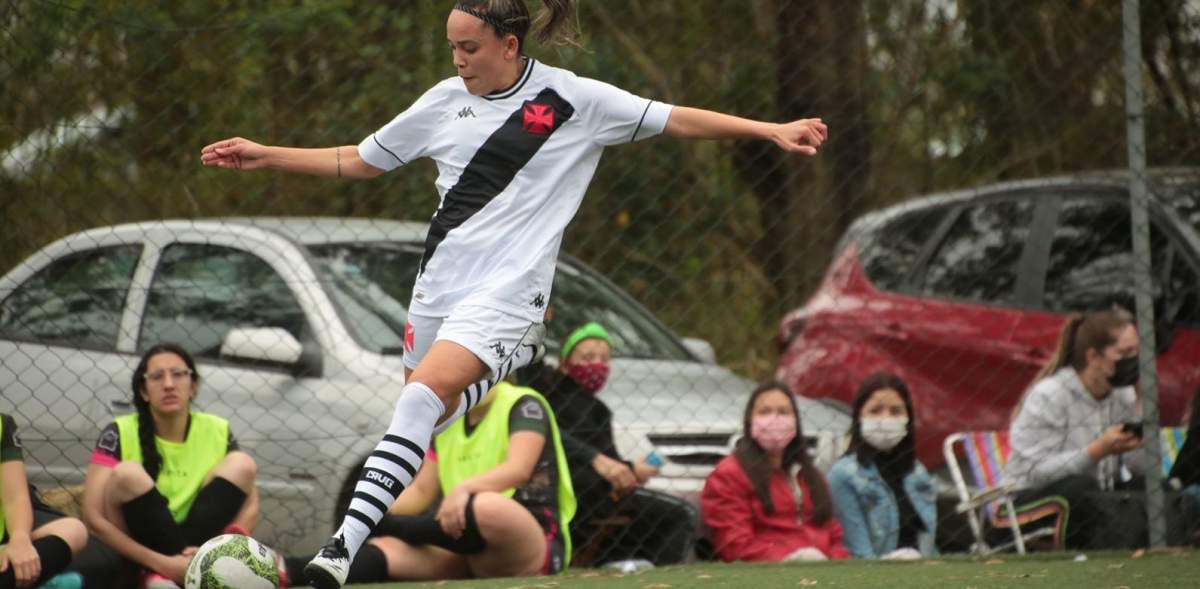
37;517;89;553
222;451;258;482
112;461;152;488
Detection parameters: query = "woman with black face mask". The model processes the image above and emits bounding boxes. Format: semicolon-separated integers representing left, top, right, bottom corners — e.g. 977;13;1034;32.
1003;309;1145;550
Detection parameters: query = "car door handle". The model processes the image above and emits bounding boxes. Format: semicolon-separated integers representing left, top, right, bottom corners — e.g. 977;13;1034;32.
109;399;132;410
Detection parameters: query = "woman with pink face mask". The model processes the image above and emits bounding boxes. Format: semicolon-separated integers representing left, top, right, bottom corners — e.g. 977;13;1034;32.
701;382;848;562
827;373;936;560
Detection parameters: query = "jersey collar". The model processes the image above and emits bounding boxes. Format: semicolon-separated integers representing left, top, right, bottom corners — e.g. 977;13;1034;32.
483;57;535;101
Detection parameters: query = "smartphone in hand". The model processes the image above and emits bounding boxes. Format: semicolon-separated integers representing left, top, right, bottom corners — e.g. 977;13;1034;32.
1121;421;1144;438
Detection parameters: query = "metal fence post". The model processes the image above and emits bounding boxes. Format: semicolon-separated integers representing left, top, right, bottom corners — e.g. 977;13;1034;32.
1122;0;1167;549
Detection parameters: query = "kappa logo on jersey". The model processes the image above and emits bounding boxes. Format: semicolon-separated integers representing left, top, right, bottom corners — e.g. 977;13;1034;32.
404;322;415;354
531;293;545;309
523;102;555;135
490;341;507;358
456;106;476;120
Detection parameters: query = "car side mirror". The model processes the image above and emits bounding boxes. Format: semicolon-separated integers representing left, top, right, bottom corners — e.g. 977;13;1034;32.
681;337;717;364
221;327;303;366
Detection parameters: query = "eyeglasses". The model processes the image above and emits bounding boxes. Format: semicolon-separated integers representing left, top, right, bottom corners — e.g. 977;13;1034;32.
144;368;193;383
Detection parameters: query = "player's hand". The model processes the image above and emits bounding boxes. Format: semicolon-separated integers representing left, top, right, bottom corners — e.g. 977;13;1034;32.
436;487;471;539
200;137;270;170
157;552;192;585
592;453;638;493
770;118;828;155
0;535;41;588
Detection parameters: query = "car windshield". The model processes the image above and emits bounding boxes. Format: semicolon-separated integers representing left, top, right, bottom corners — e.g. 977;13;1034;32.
307;242;692;361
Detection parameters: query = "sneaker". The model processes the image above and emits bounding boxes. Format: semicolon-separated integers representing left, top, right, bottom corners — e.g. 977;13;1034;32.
304;536;350;589
37;572;83;589
223;523;250;536
140;570;181;589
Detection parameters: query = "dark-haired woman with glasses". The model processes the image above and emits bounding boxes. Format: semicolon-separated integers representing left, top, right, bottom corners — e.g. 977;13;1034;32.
80;344;261;589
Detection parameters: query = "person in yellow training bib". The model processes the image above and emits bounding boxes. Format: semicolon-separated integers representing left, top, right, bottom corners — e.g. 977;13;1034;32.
289;380;574;584
1;413;88;589
80;344;260;589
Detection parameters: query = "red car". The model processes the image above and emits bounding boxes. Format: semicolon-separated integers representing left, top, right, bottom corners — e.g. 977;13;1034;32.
776;170;1200;468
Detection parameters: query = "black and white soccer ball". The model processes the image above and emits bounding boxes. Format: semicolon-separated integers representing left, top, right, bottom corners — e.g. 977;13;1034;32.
184;533;279;589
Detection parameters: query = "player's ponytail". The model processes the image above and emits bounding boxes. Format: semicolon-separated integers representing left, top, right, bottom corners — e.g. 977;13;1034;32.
454;0;577;50
531;0;575;46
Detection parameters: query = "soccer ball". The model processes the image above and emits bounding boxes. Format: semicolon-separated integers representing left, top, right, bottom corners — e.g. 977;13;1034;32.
184;533;279;589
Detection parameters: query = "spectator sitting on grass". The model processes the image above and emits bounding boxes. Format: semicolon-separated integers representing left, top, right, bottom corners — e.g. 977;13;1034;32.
1;412;88;589
1167;386;1200;544
829;372;936;560
701;382;848;562
1003;309;1144;550
523;322;697;567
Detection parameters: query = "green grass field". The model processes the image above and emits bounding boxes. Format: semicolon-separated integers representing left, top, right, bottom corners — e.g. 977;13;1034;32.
351;550;1199;589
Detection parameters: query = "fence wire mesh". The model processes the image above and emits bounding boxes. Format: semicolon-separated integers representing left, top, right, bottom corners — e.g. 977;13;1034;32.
2;0;1200;579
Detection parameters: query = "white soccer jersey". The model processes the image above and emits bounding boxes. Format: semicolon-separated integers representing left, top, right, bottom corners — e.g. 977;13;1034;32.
358;58;674;321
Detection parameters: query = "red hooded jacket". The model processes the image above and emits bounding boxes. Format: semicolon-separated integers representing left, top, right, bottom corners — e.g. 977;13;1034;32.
701;454;849;562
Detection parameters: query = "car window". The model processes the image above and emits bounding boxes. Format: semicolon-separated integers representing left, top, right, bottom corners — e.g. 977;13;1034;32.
307;243;419;355
550;263;691;361
1159;180;1200;238
859;207;948;291
0;245;141;350
917;199;1034;304
1042;197;1174;315
140;244;308;359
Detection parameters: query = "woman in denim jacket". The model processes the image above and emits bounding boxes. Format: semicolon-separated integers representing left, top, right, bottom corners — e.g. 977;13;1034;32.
828;373;937;559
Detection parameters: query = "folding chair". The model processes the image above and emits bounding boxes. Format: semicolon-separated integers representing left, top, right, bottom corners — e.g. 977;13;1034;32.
943;430;1066;554
1161;426;1188;478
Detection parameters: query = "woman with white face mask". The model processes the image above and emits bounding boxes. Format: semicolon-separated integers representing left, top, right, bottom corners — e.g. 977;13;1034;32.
700;383;848;562
828;373;937;560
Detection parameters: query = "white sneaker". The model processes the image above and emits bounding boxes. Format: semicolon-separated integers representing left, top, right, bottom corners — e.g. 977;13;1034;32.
304;535;350;589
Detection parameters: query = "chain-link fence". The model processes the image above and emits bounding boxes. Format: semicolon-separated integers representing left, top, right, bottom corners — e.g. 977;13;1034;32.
2;0;1200;579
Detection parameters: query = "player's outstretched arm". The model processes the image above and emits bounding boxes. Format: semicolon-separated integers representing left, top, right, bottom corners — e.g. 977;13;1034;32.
663;106;828;155
200;137;384;179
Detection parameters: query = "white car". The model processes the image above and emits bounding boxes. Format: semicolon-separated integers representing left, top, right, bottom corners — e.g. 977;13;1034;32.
0;218;849;552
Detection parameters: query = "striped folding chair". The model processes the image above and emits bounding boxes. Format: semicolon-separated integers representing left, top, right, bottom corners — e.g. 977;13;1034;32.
943;431;1066;554
1161;426;1188;477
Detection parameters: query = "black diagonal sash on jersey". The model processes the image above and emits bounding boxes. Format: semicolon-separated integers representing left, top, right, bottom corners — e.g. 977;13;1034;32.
419;88;576;274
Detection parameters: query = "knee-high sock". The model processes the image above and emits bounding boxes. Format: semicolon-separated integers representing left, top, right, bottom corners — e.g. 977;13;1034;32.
432;335;541;436
337;382;443;559
122;487;187;556
180;476;247;545
0;535;73;589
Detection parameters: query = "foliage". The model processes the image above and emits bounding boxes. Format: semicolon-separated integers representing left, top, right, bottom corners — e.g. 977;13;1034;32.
3;0;1199;377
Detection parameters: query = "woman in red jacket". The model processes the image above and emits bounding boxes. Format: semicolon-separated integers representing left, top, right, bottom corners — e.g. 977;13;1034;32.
701;382;848;562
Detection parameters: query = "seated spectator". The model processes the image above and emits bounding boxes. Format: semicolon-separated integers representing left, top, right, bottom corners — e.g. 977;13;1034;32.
701;382;849;562
81;344;261;589
287;380;575;583
1168;386;1200;543
523;322;696;566
829;372;936;559
2;413;88;589
1003;309;1144;549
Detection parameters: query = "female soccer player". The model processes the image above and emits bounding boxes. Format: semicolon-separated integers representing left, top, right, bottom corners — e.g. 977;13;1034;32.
81;344;260;588
201;2;827;586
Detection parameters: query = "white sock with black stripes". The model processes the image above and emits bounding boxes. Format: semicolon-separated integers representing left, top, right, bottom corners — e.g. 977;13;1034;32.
336;381;443;559
432;336;542;435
